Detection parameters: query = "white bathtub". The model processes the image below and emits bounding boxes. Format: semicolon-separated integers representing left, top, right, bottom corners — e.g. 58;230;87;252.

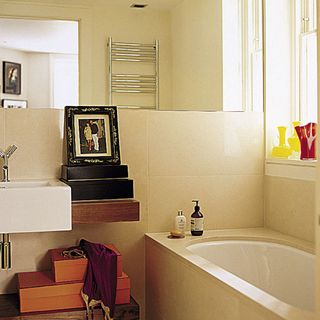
146;229;317;320
187;240;315;311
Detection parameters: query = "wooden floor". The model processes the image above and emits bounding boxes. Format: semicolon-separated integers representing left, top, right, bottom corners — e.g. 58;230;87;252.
0;294;139;320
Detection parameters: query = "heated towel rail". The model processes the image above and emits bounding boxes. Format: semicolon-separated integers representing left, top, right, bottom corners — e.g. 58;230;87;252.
108;37;159;109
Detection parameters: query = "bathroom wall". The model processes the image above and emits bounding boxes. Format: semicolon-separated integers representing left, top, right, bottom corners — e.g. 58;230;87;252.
146;110;264;232
170;0;223;110
27;53;51;108
0;108;264;319
264;176;315;243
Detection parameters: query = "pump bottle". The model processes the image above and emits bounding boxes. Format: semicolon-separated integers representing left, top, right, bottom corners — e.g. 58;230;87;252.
174;210;186;234
191;200;204;236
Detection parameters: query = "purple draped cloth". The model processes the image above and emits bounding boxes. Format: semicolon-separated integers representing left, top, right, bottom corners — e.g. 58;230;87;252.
80;239;117;318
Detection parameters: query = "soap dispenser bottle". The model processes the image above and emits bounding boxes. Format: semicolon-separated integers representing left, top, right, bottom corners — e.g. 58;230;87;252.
175;210;186;233
191;200;204;236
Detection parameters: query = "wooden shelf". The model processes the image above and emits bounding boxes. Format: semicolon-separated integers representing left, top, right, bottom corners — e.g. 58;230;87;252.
0;294;139;319
72;199;140;223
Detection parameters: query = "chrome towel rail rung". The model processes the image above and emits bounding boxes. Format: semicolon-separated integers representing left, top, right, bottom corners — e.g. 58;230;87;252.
112;84;156;89
112;47;155;53
112;52;155;57
113;41;155;48
112;58;155;63
112;89;156;93
112;74;156;79
112;52;155;58
112;79;156;84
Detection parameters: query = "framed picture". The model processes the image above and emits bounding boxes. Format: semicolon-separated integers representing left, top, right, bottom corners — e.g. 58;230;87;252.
2;61;21;94
1;99;27;109
65;106;121;165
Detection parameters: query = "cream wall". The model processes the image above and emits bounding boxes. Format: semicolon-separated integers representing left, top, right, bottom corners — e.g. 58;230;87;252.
146;111;264;231
264;176;315;243
170;0;223;111
27;53;50;108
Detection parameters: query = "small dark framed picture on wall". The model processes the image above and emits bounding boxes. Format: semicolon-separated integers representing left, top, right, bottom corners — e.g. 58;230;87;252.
65;106;121;166
2;61;21;95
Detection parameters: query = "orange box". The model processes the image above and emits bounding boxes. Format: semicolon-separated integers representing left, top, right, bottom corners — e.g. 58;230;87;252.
50;244;122;282
18;271;131;313
116;272;131;305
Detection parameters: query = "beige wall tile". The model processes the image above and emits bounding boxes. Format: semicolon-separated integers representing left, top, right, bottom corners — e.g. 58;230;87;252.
118;109;148;178
148;111;264;177
265;176;315;243
4;109;64;180
148;175;264;232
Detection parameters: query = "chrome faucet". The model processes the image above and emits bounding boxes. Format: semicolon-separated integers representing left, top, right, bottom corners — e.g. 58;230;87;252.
0;145;17;182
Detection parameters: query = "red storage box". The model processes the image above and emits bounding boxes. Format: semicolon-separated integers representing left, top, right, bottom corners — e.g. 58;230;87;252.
50;244;122;282
18;271;131;313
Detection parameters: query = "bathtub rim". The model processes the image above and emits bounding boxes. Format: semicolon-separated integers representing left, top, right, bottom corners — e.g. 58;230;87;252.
145;228;316;320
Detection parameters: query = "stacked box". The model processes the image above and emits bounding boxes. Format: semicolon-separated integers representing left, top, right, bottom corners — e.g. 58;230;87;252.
19;271;131;313
60;164;134;201
50;244;122;282
18;244;130;313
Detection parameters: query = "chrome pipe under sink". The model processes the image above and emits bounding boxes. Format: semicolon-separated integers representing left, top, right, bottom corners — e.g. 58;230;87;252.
1;234;11;269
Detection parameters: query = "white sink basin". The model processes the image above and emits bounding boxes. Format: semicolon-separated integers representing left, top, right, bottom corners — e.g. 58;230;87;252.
0;179;72;233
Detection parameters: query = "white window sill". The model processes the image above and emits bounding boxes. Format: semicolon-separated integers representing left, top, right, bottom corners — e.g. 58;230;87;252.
265;158;316;181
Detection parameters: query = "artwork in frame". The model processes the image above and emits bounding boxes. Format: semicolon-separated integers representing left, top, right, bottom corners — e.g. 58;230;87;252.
2;61;21;94
65;106;121;165
1;99;27;109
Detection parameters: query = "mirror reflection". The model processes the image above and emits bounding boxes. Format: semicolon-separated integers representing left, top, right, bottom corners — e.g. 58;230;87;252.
0;0;263;111
0;18;78;109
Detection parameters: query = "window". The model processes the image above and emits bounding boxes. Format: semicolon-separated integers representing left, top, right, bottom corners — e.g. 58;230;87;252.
266;0;317;159
298;0;317;124
223;0;263;112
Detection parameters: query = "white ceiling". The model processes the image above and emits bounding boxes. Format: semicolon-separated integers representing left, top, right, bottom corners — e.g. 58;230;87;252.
0;19;78;54
91;0;183;10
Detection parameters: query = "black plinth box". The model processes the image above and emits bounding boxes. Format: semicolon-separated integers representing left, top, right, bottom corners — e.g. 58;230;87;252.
61;165;134;201
61;164;129;181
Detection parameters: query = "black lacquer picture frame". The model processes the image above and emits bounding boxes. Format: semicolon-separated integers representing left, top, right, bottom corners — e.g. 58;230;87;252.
65;106;121;165
3;61;21;94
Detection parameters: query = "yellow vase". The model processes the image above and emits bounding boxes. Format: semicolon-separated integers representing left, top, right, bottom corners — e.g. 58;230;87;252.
271;126;292;158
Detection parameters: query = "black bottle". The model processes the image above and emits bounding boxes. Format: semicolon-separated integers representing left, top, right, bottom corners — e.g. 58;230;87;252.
191;200;204;236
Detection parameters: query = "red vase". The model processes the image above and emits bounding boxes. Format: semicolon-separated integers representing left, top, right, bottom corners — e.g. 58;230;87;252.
294;122;317;160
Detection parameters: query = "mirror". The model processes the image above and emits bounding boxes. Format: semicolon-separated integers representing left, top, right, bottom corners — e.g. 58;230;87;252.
0;0;262;111
0;18;78;109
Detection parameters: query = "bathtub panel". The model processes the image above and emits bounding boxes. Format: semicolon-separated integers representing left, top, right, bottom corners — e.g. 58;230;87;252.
145;229;316;320
146;237;284;320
